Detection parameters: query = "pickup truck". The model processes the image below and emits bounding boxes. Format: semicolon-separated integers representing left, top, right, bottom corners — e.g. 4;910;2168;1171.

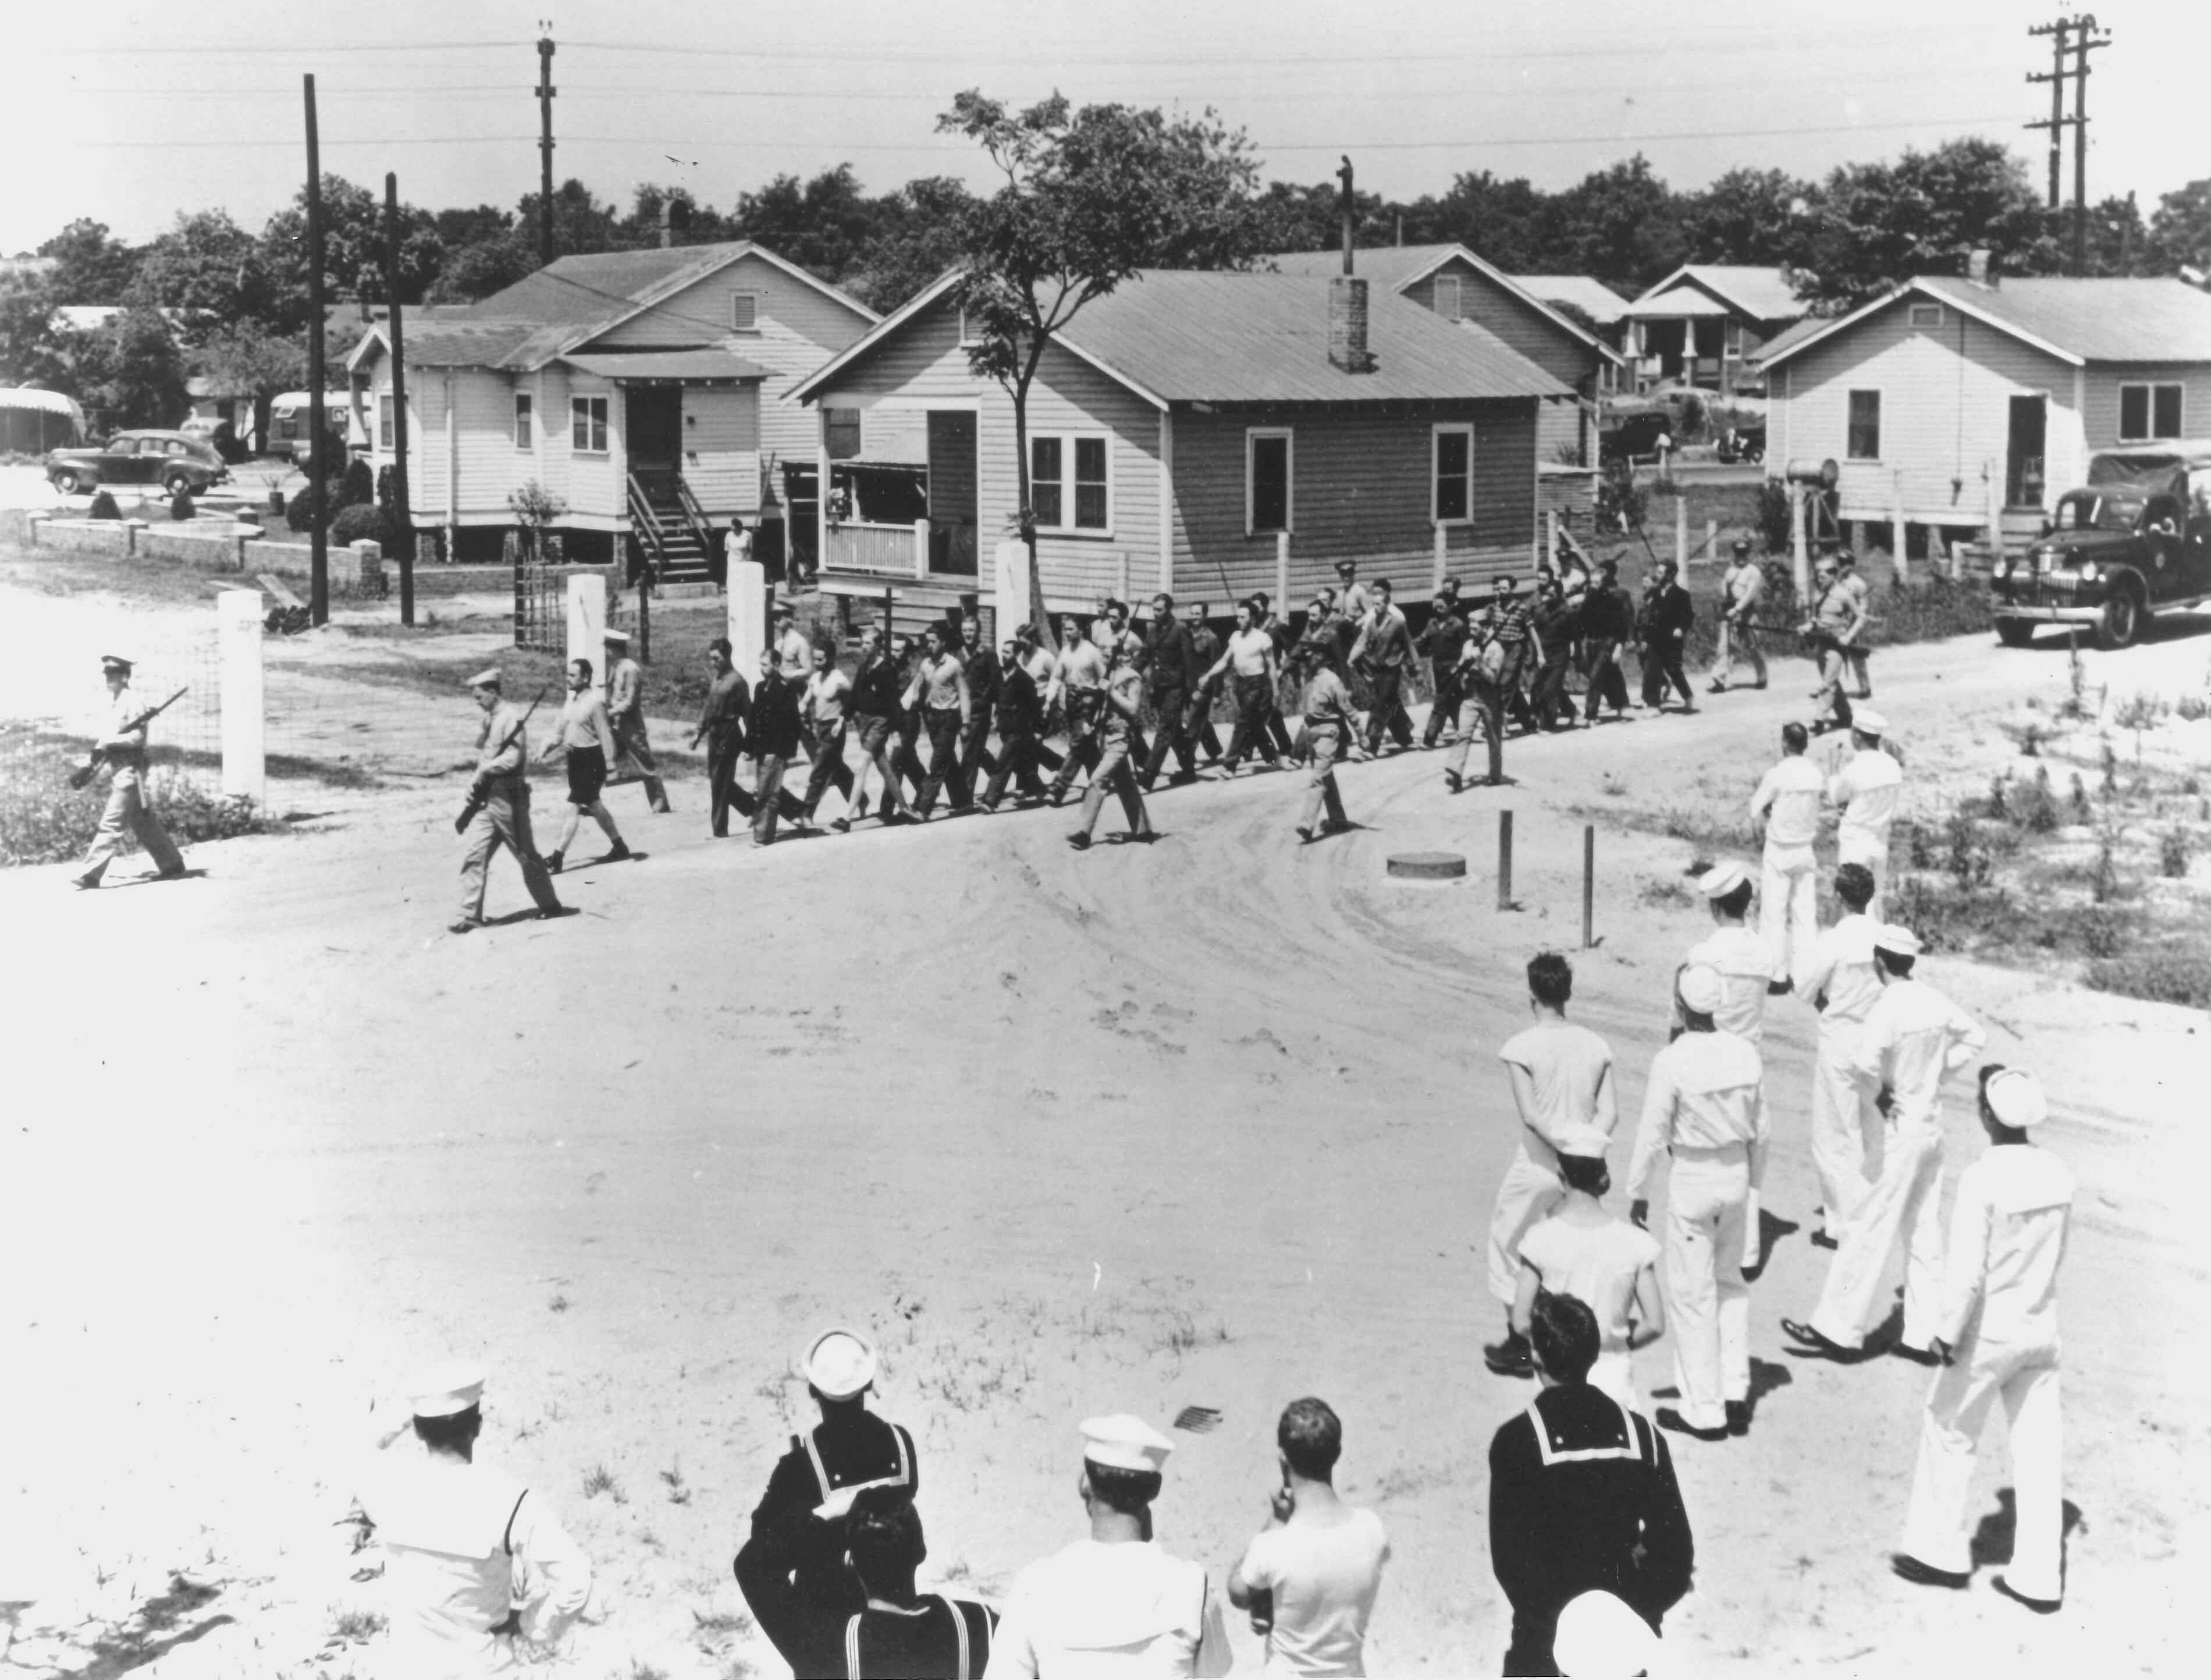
1991;441;2211;649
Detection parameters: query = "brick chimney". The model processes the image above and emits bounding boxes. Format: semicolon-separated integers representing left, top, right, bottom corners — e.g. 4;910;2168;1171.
1329;277;1375;374
1967;248;1997;290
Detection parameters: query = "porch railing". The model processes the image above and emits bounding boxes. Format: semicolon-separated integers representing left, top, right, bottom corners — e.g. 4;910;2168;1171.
825;520;925;576
625;472;667;578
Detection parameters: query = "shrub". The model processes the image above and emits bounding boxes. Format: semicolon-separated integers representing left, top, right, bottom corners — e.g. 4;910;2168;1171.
2113;690;2169;732
2179;693;2209;723
2085;948;2211;1010
339;456;374;509
330;503;408;551
285;480;345;532
2068;772;2091;823
2016;766;2060;834
88;490;122;521
2161;827;2192;878
169;488;194;522
2;746;267;868
1756;479;1793;555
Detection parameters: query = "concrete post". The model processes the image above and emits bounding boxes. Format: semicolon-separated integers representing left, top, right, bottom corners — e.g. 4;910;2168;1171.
217;588;265;806
1674;494;1687;571
1433;522;1448;590
26;514;45;547
994;539;1030;639
913;516;931;581
1546;509;1559;572
566;572;607;697
1705;518;1717;564
1985;461;2003;561
1275;530;1289;611
1790;484;1810;599
125;519;146;557
1892;473;1910;586
728;558;766;686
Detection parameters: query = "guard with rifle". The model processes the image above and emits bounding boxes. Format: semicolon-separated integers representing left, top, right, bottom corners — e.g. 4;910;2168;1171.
71;654;188;890
452;670;568;934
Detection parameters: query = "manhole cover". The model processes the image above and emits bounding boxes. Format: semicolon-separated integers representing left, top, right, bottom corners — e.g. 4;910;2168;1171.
1387;851;1466;880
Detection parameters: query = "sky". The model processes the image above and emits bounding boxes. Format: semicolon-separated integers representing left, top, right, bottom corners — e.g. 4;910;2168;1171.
10;0;2203;255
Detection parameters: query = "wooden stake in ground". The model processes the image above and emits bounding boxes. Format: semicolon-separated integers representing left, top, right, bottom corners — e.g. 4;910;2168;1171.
1497;810;1514;910
1582;824;1595;948
385;172;414;628
304;74;327;627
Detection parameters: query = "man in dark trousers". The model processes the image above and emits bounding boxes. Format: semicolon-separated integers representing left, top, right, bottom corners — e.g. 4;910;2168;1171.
1488;1292;1695;1676
689;637;751;838
1417;589;1469;748
1579;561;1634;726
1138;590;1203;789
1185;603;1227;764
1350;578;1417;755
748;652;804;848
903;624;972;820
848;626;911;827
1638;561;1697;714
1253;591;1301;760
979;630;1050;811
957;613;1001;792
735;1329;922;1675
1527;575;1579;732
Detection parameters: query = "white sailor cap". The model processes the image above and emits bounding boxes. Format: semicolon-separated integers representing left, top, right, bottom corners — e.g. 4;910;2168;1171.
408;1359;486;1418
1874;924;1922;958
1553;1124;1612;1161
1852;706;1888;735
1985;1067;2049;1129
1079;1413;1175;1474
799;1327;878;1400
1554;1589;1660;1677
465;667;502;689
1677;964;1726;1016
602;628;629;646
1696;860;1751;899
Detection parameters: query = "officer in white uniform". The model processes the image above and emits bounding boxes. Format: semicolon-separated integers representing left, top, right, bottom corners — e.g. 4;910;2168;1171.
1678;861;1787;1270
1893;1067;2073;1610
1786;926;1986;1361
986;1415;1231;1679
353;1362;592;1678
1828;708;1903;920
1627;964;1769;1443
1795;863;1885;1248
1749;722;1825;984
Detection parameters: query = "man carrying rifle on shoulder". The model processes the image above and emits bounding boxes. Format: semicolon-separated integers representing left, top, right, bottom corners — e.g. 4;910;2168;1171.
452;669;568;934
71;653;187;891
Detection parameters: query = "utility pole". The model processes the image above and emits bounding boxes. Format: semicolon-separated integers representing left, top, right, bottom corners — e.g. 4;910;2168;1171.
304;74;328;627
2025;18;2068;209
536;26;557;270
384;172;414;627
2025;15;2111;276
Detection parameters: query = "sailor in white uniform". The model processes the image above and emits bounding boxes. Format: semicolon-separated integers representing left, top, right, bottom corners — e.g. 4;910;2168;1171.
986;1415;1231;1679
1795;862;1885;1248
1893;1067;2074;1611
353;1362;592;1678
1828;708;1904;921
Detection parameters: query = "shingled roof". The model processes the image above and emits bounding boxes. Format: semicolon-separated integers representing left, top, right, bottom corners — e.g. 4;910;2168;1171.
1761;276;2211;369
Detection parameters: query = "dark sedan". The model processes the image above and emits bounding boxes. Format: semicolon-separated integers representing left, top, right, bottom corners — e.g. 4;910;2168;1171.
47;430;231;496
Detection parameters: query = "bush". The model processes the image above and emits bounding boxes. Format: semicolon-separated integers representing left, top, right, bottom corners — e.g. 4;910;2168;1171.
2161;827;2192;877
169;488;194;522
2085;948;2211;1010
339;456;374;509
1756;479;1793;555
330;503;409;551
1;741;268;868
285;480;346;532
88;490;122;521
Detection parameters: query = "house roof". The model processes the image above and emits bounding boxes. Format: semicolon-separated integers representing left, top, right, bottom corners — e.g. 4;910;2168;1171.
791;268;1570;411
351;318;548;372
560;348;770;382
1747;316;1825;364
1266;243;1618;362
1630;265;1804;322
1509;276;1632;326
1759;276;2211;371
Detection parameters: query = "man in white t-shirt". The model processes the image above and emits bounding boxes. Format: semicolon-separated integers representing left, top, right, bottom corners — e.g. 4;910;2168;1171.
1512;1126;1665;1411
1227;1398;1391;1677
1795;862;1886;1248
1828;709;1904;920
1750;722;1825;985
1485;952;1620;1379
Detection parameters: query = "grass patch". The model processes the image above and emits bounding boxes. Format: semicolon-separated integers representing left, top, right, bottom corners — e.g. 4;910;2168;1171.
2085;947;2211;1009
582;1464;624;1503
1;731;270;866
329;1607;385;1643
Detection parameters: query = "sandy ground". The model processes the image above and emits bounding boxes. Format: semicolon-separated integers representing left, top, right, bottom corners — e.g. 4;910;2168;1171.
2;571;2209;1678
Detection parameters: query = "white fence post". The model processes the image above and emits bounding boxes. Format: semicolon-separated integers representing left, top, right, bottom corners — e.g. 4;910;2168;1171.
994;540;1030;639
1984;460;2003;560
218;588;265;807
1790;484;1811;599
729;558;766;685
1892;472;1910;586
1674;494;1687;571
566;572;607;697
913;517;931;581
1274;530;1289;611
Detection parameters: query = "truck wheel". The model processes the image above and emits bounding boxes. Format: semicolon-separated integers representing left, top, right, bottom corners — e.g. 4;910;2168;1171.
1995;620;2036;648
2095;585;2142;651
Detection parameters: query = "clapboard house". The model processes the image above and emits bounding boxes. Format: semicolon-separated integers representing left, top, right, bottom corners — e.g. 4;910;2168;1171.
787;268;1570;624
346;242;878;570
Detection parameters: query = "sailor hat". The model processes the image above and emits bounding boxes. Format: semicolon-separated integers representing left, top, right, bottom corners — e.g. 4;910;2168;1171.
1696;860;1751;898
1677;964;1726;1016
1554;1589;1661;1677
1985;1067;2049;1129
408;1359;486;1418
465;668;502;689
1853;706;1888;735
1552;1124;1612;1161
602;628;629;646
800;1327;879;1400
1079;1413;1175;1474
1874;924;1922;958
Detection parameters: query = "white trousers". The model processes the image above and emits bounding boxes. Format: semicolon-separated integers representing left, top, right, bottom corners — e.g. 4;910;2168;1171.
1665;1153;1751;1430
1487;1147;1564;1307
1838;830;1890;923
1900;1343;2064;1601
1811;1021;1883;1234
1811;1126;1945;1349
1589;1348;1638;1413
1760;844;1819;985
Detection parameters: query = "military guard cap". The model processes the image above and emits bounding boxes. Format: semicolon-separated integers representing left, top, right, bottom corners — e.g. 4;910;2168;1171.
99;653;134;672
466;668;502;689
1080;1414;1175;1473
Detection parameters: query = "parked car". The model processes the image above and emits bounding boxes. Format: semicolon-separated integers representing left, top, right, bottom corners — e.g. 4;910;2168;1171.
1716;423;1766;465
45;430;231;496
1991;441;2211;649
1598;410;1673;465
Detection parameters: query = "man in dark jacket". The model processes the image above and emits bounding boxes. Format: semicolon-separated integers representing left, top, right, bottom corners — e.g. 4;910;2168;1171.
748;654;804;848
735;1329;922;1674
689;636;751;837
848;627;911;826
1185;604;1227;764
1138;591;1203;790
1638;562;1697;714
1528;576;1578;732
1489;1293;1694;1676
980;632;1049;811
1579;562;1635;725
1350;579;1417;755
957;613;1001;792
1417;590;1469;748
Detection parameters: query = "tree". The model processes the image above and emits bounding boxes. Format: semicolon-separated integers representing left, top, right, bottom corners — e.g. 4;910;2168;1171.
433;234;536;303
1679;168;1814;268
736;165;881;282
73;307;188;429
261;173;443;323
837;176;979;312
1531;156;1686;294
38;219;141;304
0;277;70;389
621;184;740;250
2147;178;2211;275
127;210;276;343
514;178;627;260
1428;170;1548;270
937;90;1267;637
191;322;307;454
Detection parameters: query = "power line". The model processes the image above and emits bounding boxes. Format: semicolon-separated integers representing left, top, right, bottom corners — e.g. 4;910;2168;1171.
42;39;528;54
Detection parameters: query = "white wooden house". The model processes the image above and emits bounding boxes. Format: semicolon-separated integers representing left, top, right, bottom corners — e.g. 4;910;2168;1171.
346;243;877;571
1622;265;1804;395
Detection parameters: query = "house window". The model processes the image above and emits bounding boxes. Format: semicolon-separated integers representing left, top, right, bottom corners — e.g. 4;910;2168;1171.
378;394;395;450
1433;424;1473;524
1846;390;1882;461
2119;382;2184;441
1908;303;1943;330
957;306;980;347
513;393;532;450
1247;429;1293;535
1029;433;1111;533
1433;276;1462;321
825;407;862;460
731;293;760;332
571;395;609;453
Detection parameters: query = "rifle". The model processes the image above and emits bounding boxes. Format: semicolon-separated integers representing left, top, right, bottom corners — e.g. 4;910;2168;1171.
454;685;552;834
69;686;189;789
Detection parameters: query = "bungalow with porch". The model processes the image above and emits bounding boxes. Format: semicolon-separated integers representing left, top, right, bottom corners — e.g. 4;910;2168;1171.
1758;270;2211;554
785;268;1569;627
1622;265;1805;395
344;242;878;571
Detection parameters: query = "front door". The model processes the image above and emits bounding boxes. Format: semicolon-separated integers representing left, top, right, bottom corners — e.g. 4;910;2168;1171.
2006;395;2047;508
626;386;682;476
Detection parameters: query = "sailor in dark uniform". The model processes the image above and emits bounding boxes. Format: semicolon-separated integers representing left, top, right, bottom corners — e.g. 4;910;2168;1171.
1487;1293;1695;1677
735;1328;921;1674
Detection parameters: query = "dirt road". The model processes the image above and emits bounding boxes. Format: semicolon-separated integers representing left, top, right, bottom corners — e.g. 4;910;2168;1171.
2;586;2206;1677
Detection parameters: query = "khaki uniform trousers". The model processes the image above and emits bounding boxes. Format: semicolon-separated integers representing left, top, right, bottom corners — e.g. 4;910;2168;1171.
78;763;184;884
1760;842;1819;984
1446;686;1505;785
1074;735;1147;837
610;709;671;811
1665;1148;1752;1431
1810;1124;1945;1350
1297;722;1349;831
458;782;561;923
1810;1020;1882;1236
1900;1340;2064;1601
1486;1145;1563;1307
